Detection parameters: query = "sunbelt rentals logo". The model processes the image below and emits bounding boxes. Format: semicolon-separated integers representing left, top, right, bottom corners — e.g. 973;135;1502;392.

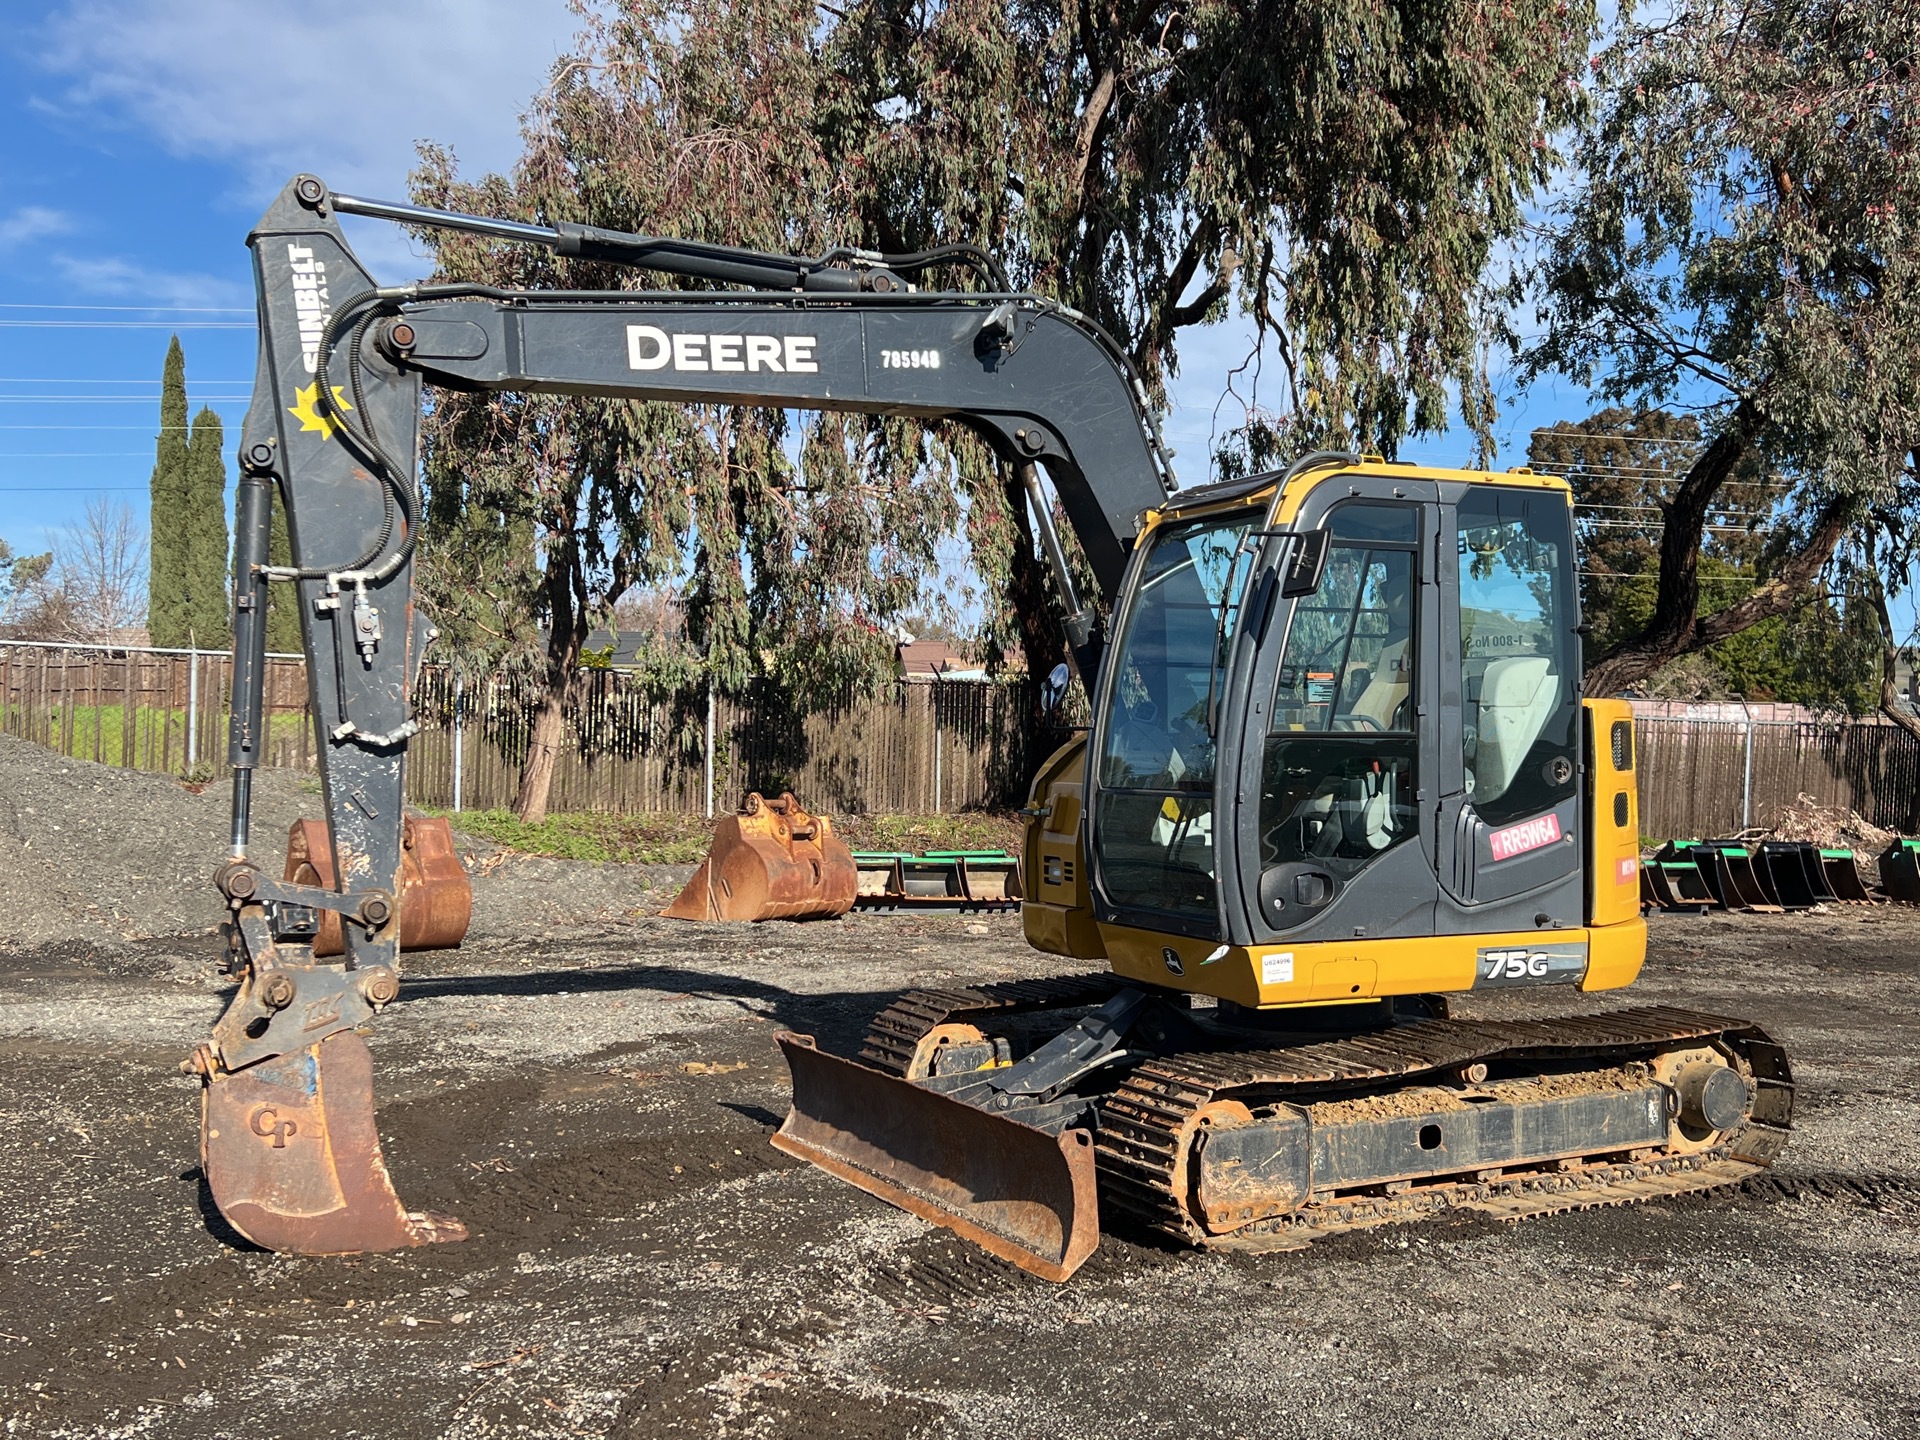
285;243;349;439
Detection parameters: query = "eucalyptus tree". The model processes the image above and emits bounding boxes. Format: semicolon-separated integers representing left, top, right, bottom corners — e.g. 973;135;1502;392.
1529;0;1920;698
413;0;1601;820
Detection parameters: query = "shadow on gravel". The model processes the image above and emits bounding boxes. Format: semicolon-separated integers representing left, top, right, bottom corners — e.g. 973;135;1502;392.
394;962;919;1053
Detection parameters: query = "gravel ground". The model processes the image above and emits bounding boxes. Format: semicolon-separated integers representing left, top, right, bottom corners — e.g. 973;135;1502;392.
1;735;1917;1439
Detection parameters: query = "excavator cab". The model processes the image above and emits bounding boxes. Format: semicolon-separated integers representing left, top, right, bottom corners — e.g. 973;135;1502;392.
1077;469;1591;984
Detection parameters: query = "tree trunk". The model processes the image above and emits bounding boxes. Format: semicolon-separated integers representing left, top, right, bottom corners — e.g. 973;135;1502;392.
1582;404;1754;696
512;537;587;825
1867;557;1920;833
1582;402;1851;698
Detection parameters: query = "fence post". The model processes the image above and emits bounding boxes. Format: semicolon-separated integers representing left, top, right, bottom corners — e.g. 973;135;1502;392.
1735;694;1753;831
931;671;944;814
704;677;715;820
186;646;200;776
451;672;465;813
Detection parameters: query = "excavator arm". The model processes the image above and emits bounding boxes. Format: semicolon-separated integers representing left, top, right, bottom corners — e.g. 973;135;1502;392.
195;174;1174;1253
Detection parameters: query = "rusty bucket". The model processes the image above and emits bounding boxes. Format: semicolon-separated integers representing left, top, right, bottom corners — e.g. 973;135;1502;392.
286;815;473;956
662;792;858;922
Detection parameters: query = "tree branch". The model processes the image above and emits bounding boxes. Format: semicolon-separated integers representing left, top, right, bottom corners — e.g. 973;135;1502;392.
1582;399;1756;694
1867;541;1920;744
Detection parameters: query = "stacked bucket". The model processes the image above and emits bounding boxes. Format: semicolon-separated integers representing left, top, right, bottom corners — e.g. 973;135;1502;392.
1641;838;1891;913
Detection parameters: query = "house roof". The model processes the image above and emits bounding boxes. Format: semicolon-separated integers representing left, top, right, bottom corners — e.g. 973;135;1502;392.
898;639;979;680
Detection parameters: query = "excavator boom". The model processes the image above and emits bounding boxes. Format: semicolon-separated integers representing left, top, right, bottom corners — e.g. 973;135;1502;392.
200;175;1170;1255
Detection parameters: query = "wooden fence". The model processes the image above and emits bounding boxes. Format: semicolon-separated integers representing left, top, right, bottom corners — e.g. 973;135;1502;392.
5;641;1915;832
1635;716;1920;839
0;642;1041;814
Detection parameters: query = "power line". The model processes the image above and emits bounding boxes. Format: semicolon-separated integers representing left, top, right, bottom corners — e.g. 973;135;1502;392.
0;397;250;404
0;484;147;492
0;377;255;384
1530;429;1708;445
0;302;252;313
0;452;155;457
0;320;254;330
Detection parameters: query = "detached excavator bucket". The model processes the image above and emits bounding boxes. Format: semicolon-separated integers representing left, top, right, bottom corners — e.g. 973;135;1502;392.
664;792;858;922
288;815;473;957
772;1032;1100;1282
200;1030;466;1254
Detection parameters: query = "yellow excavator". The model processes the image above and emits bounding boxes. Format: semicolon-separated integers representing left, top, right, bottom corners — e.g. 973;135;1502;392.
193;177;1791;1276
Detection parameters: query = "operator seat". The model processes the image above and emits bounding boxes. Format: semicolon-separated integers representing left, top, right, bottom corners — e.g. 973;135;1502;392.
1469;656;1556;801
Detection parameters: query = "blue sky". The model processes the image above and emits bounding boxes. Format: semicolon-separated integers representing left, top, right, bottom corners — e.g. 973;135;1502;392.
0;1;1590;570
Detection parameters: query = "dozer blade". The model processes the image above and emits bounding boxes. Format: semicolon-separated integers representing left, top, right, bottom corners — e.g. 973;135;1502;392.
772;1032;1100;1282
201;1030;466;1254
664;791;858;922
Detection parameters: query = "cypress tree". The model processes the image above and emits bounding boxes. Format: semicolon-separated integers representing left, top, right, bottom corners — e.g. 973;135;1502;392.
145;336;189;647
184;406;230;648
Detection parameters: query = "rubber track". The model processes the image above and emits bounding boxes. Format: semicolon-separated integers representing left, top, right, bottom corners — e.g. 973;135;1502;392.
1098;1004;1795;1245
859;972;1126;1074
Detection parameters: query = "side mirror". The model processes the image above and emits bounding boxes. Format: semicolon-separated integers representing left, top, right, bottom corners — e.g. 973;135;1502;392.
1280;529;1331;598
1041;662;1071;716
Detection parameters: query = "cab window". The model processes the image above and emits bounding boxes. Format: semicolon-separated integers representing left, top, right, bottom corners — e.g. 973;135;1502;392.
1093;513;1253;920
1457;489;1577;826
1260;503;1420;874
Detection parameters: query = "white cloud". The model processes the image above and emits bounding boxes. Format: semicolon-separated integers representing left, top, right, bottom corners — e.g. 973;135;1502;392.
0;205;76;248
51;253;249;308
33;0;577;274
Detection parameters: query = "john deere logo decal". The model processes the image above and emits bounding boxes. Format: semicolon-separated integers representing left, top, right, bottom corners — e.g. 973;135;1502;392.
1162;947;1184;976
288;382;352;440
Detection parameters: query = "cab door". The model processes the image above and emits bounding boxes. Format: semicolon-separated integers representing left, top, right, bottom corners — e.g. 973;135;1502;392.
1431;483;1585;930
1219;476;1443;947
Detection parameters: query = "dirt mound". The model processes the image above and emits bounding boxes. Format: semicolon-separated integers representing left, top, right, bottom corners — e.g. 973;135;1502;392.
0;735;687;949
0;735;318;947
1768;791;1896;855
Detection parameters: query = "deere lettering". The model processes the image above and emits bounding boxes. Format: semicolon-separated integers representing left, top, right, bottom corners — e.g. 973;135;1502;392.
627;325;818;374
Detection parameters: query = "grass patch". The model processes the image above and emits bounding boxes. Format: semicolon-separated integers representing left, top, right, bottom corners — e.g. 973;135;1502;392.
835;811;1025;857
444;809;719;865
442;807;1026;865
6;705;307;768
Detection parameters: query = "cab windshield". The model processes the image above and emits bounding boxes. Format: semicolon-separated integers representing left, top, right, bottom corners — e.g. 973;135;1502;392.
1093;513;1253;921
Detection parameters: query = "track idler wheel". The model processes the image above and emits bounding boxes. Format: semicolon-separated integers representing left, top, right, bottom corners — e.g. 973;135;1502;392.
196;1031;466;1254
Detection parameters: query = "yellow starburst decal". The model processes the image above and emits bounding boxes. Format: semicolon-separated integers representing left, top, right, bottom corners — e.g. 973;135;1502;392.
288;382;352;440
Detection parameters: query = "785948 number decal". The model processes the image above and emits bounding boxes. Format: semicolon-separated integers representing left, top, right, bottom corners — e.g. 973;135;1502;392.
880;348;941;369
1475;942;1588;987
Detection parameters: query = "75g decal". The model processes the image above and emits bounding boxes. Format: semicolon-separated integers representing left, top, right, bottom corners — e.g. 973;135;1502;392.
1475;942;1588;987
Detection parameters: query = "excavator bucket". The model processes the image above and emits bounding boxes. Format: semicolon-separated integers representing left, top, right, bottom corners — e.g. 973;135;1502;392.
287;815;473;957
1823;848;1879;903
771;1032;1100;1282
663;792;858;922
200;1030;466;1253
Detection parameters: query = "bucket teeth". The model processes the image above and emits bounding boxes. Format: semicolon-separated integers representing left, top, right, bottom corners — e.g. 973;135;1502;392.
200;1030;466;1254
